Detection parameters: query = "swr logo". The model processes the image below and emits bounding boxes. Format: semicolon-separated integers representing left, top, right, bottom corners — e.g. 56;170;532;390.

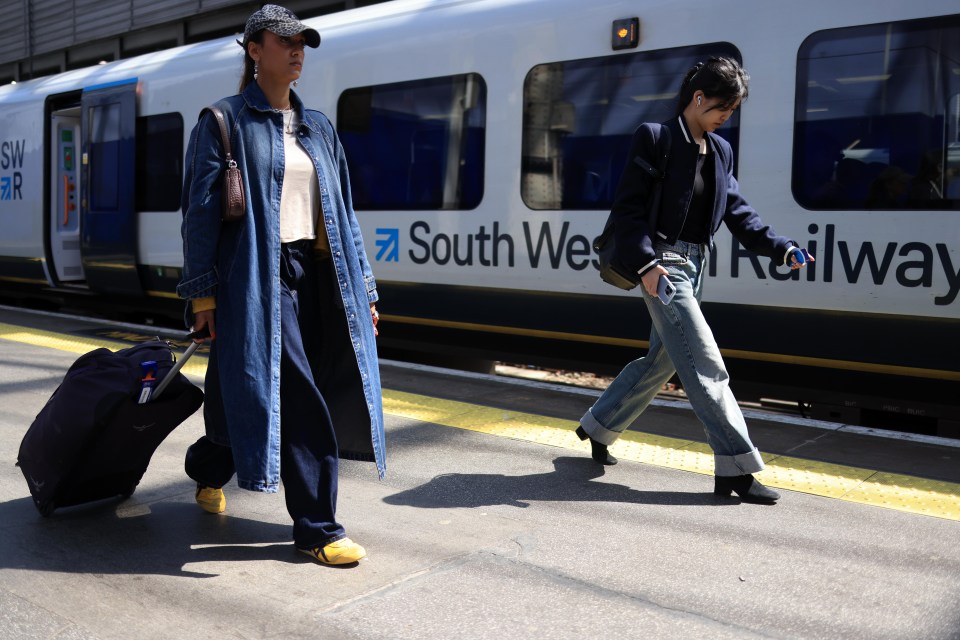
1;140;25;201
0;174;22;200
375;228;399;262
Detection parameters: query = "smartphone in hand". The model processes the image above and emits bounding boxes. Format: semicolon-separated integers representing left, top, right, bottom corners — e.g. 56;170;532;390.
657;274;676;304
790;247;812;266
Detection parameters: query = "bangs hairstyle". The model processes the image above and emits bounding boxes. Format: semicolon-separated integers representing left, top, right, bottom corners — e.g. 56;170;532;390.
676;57;749;115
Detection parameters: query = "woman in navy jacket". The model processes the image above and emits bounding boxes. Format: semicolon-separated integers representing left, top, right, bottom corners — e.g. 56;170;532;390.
576;58;812;504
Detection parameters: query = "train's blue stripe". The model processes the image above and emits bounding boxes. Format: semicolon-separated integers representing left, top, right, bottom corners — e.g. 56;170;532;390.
84;77;138;92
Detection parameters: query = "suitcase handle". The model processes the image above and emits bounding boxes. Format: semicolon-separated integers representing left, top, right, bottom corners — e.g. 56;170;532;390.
151;337;203;400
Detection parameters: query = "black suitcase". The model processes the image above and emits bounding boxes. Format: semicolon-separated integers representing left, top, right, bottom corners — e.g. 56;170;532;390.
17;336;204;516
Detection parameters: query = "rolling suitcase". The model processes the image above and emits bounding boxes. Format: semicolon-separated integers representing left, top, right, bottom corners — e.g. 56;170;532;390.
17;334;205;516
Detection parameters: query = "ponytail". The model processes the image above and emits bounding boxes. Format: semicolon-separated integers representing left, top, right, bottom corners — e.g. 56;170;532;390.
675;57;749;115
238;30;265;93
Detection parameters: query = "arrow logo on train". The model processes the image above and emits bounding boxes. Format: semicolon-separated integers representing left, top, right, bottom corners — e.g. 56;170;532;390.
375;228;399;262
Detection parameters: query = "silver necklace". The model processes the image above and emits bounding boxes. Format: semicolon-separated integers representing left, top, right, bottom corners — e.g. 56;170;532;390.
282;110;297;135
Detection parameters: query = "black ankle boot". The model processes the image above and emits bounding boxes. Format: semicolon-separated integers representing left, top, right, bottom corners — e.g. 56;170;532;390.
714;474;780;504
575;426;618;465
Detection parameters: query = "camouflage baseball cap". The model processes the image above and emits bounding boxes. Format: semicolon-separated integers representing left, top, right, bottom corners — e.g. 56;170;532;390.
241;4;320;48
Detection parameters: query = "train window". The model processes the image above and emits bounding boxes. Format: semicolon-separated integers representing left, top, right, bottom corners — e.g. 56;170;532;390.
794;15;960;210
521;43;742;211
337;73;486;210
136;113;183;212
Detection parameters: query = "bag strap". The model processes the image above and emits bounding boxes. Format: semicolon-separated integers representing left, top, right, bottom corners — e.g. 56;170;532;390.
200;106;236;168
640;125;671;243
633;124;671;179
646;124;671;210
655;124;671;176
594;125;672;251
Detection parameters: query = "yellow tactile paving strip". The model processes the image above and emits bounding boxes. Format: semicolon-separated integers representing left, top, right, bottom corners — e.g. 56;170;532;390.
0;323;208;379
382;389;960;522
3;322;958;521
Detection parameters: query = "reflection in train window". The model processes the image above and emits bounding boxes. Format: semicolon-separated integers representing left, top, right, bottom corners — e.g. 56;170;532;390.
794;15;960;210
89;103;121;211
136;113;183;212
521;43;741;211
337;74;486;210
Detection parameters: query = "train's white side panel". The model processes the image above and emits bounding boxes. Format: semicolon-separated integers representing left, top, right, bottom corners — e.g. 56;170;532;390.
0;0;957;317
135;40;243;269
0;99;43;261
287;0;959;319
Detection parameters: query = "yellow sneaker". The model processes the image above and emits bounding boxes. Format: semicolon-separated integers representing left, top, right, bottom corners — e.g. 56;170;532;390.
299;537;366;565
195;484;225;514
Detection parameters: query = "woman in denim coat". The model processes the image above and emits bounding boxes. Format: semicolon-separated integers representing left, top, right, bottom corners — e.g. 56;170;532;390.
577;58;813;504
177;5;383;565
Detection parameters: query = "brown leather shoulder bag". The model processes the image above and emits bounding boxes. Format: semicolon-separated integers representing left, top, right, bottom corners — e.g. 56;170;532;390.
201;106;245;222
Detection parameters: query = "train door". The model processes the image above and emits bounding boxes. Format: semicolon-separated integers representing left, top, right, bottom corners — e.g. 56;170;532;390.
48;109;82;282
79;79;142;296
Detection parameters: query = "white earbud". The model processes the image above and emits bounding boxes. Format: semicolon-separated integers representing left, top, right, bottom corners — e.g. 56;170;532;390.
697;96;702;106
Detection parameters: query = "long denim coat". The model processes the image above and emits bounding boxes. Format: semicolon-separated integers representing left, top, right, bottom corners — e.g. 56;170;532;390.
177;83;385;491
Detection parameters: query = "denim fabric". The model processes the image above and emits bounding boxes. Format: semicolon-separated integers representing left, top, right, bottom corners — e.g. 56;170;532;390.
177;82;385;490
185;240;346;548
276;241;345;547
184;436;234;489
580;240;764;476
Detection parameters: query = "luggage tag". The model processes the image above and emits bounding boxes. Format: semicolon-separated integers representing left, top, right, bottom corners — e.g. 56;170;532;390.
138;361;158;404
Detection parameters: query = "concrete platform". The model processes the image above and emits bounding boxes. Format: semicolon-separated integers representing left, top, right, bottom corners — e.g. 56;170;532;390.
1;306;958;639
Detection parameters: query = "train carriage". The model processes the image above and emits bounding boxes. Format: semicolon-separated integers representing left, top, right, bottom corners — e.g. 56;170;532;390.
0;0;958;434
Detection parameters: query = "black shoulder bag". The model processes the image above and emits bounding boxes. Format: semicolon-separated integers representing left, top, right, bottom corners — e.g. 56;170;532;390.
594;125;672;290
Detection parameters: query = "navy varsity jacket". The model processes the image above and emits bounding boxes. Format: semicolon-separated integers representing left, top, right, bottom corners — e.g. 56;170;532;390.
610;115;796;276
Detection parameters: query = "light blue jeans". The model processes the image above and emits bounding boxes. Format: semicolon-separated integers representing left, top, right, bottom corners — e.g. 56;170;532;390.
580;240;764;476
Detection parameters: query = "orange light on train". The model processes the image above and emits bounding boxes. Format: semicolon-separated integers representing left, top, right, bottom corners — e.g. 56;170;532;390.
612;18;639;50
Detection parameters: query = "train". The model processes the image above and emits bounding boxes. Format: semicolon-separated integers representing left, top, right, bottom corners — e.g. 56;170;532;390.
0;0;958;436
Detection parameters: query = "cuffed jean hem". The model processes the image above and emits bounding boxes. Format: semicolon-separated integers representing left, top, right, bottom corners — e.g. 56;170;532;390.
236;479;280;493
714;449;765;476
579;409;622;446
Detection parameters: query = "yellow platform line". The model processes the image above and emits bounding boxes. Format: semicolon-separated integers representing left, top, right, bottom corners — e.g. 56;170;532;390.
382;389;960;521
3;322;958;521
0;323;208;379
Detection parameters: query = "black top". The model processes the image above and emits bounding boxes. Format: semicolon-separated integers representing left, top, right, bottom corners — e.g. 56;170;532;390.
679;150;714;244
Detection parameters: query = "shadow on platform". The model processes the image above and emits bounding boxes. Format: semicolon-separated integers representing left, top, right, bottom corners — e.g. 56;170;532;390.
384;456;728;509
0;491;303;578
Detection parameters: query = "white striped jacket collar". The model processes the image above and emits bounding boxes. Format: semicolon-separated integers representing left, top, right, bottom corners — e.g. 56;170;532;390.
677;115;693;144
676;114;720;153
